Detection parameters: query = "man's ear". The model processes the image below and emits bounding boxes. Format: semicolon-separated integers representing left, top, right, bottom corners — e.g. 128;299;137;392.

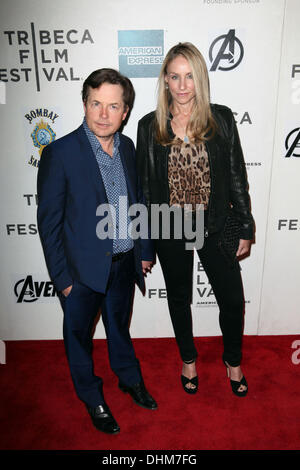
122;105;129;121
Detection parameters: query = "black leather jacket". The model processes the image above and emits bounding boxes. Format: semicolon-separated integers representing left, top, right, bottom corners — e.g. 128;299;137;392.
136;103;254;240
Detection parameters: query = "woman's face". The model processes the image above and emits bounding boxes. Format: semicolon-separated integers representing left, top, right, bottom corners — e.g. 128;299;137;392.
165;55;196;107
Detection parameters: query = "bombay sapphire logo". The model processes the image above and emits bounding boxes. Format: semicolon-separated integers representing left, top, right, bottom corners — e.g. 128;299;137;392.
24;108;60;169
118;30;164;78
31;119;56;156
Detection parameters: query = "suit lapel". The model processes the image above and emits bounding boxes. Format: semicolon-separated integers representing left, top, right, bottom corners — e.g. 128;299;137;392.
75;125;108;202
119;136;136;206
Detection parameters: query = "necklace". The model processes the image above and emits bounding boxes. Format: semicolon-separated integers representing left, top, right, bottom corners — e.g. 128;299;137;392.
171;115;190;143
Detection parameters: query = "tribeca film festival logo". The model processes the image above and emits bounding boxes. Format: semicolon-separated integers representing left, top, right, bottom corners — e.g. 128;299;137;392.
194;260;216;307
24;108;59;168
209;29;244;71
14;275;58;303
278;219;299;232
0;25;94;92
6;194;38;237
118;30;164;78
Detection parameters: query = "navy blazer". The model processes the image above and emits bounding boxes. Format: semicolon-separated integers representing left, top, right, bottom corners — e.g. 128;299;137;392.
37;124;154;294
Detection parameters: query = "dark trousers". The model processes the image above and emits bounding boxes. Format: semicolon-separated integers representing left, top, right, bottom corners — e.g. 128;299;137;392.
155;231;245;367
60;250;142;408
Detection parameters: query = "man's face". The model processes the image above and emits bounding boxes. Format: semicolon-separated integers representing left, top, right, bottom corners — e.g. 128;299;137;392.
84;83;128;141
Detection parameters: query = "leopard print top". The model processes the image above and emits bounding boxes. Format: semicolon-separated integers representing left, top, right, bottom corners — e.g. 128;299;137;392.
168;140;211;211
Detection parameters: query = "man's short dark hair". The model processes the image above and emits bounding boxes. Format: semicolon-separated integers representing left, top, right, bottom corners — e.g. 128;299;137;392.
82;68;135;110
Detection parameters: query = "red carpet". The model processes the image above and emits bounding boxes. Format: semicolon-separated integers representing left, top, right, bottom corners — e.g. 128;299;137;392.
0;335;300;451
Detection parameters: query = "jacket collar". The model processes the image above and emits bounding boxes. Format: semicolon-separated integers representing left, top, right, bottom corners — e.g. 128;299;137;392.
75;124;107;200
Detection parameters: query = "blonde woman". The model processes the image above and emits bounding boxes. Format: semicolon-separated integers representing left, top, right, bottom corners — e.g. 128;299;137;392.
136;43;254;396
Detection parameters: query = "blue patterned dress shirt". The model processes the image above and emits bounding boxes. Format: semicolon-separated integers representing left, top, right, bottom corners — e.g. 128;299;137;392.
83;119;133;254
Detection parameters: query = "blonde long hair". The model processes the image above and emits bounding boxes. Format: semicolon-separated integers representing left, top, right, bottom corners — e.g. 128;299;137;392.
155;42;216;145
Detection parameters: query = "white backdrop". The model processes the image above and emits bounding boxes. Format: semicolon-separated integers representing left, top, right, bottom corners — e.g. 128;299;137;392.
0;0;299;340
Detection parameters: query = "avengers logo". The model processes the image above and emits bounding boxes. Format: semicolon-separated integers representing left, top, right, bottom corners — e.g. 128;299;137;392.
285;128;300;158
14;275;58;303
209;29;244;71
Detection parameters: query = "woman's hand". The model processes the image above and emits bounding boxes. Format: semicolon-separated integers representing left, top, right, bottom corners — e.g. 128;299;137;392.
236;239;251;257
142;261;153;276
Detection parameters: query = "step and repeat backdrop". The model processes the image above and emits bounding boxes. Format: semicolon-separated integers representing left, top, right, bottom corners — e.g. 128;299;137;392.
0;0;299;340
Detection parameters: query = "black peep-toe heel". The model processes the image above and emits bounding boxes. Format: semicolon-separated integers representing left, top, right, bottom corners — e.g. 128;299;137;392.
181;359;198;395
223;360;248;397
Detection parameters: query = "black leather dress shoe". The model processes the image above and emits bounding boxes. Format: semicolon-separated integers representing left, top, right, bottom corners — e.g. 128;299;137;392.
119;381;158;410
86;403;120;434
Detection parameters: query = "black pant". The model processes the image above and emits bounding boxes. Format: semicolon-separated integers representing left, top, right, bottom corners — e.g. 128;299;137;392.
155;231;245;367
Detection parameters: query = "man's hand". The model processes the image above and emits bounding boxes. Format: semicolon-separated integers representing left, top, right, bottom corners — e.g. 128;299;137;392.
236;239;251;257
142;261;153;276
62;285;73;297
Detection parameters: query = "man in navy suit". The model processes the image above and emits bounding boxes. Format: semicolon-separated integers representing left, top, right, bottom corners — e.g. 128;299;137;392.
37;68;157;434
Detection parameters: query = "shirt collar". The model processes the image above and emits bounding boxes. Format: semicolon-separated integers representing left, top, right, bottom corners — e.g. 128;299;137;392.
83;118;120;155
